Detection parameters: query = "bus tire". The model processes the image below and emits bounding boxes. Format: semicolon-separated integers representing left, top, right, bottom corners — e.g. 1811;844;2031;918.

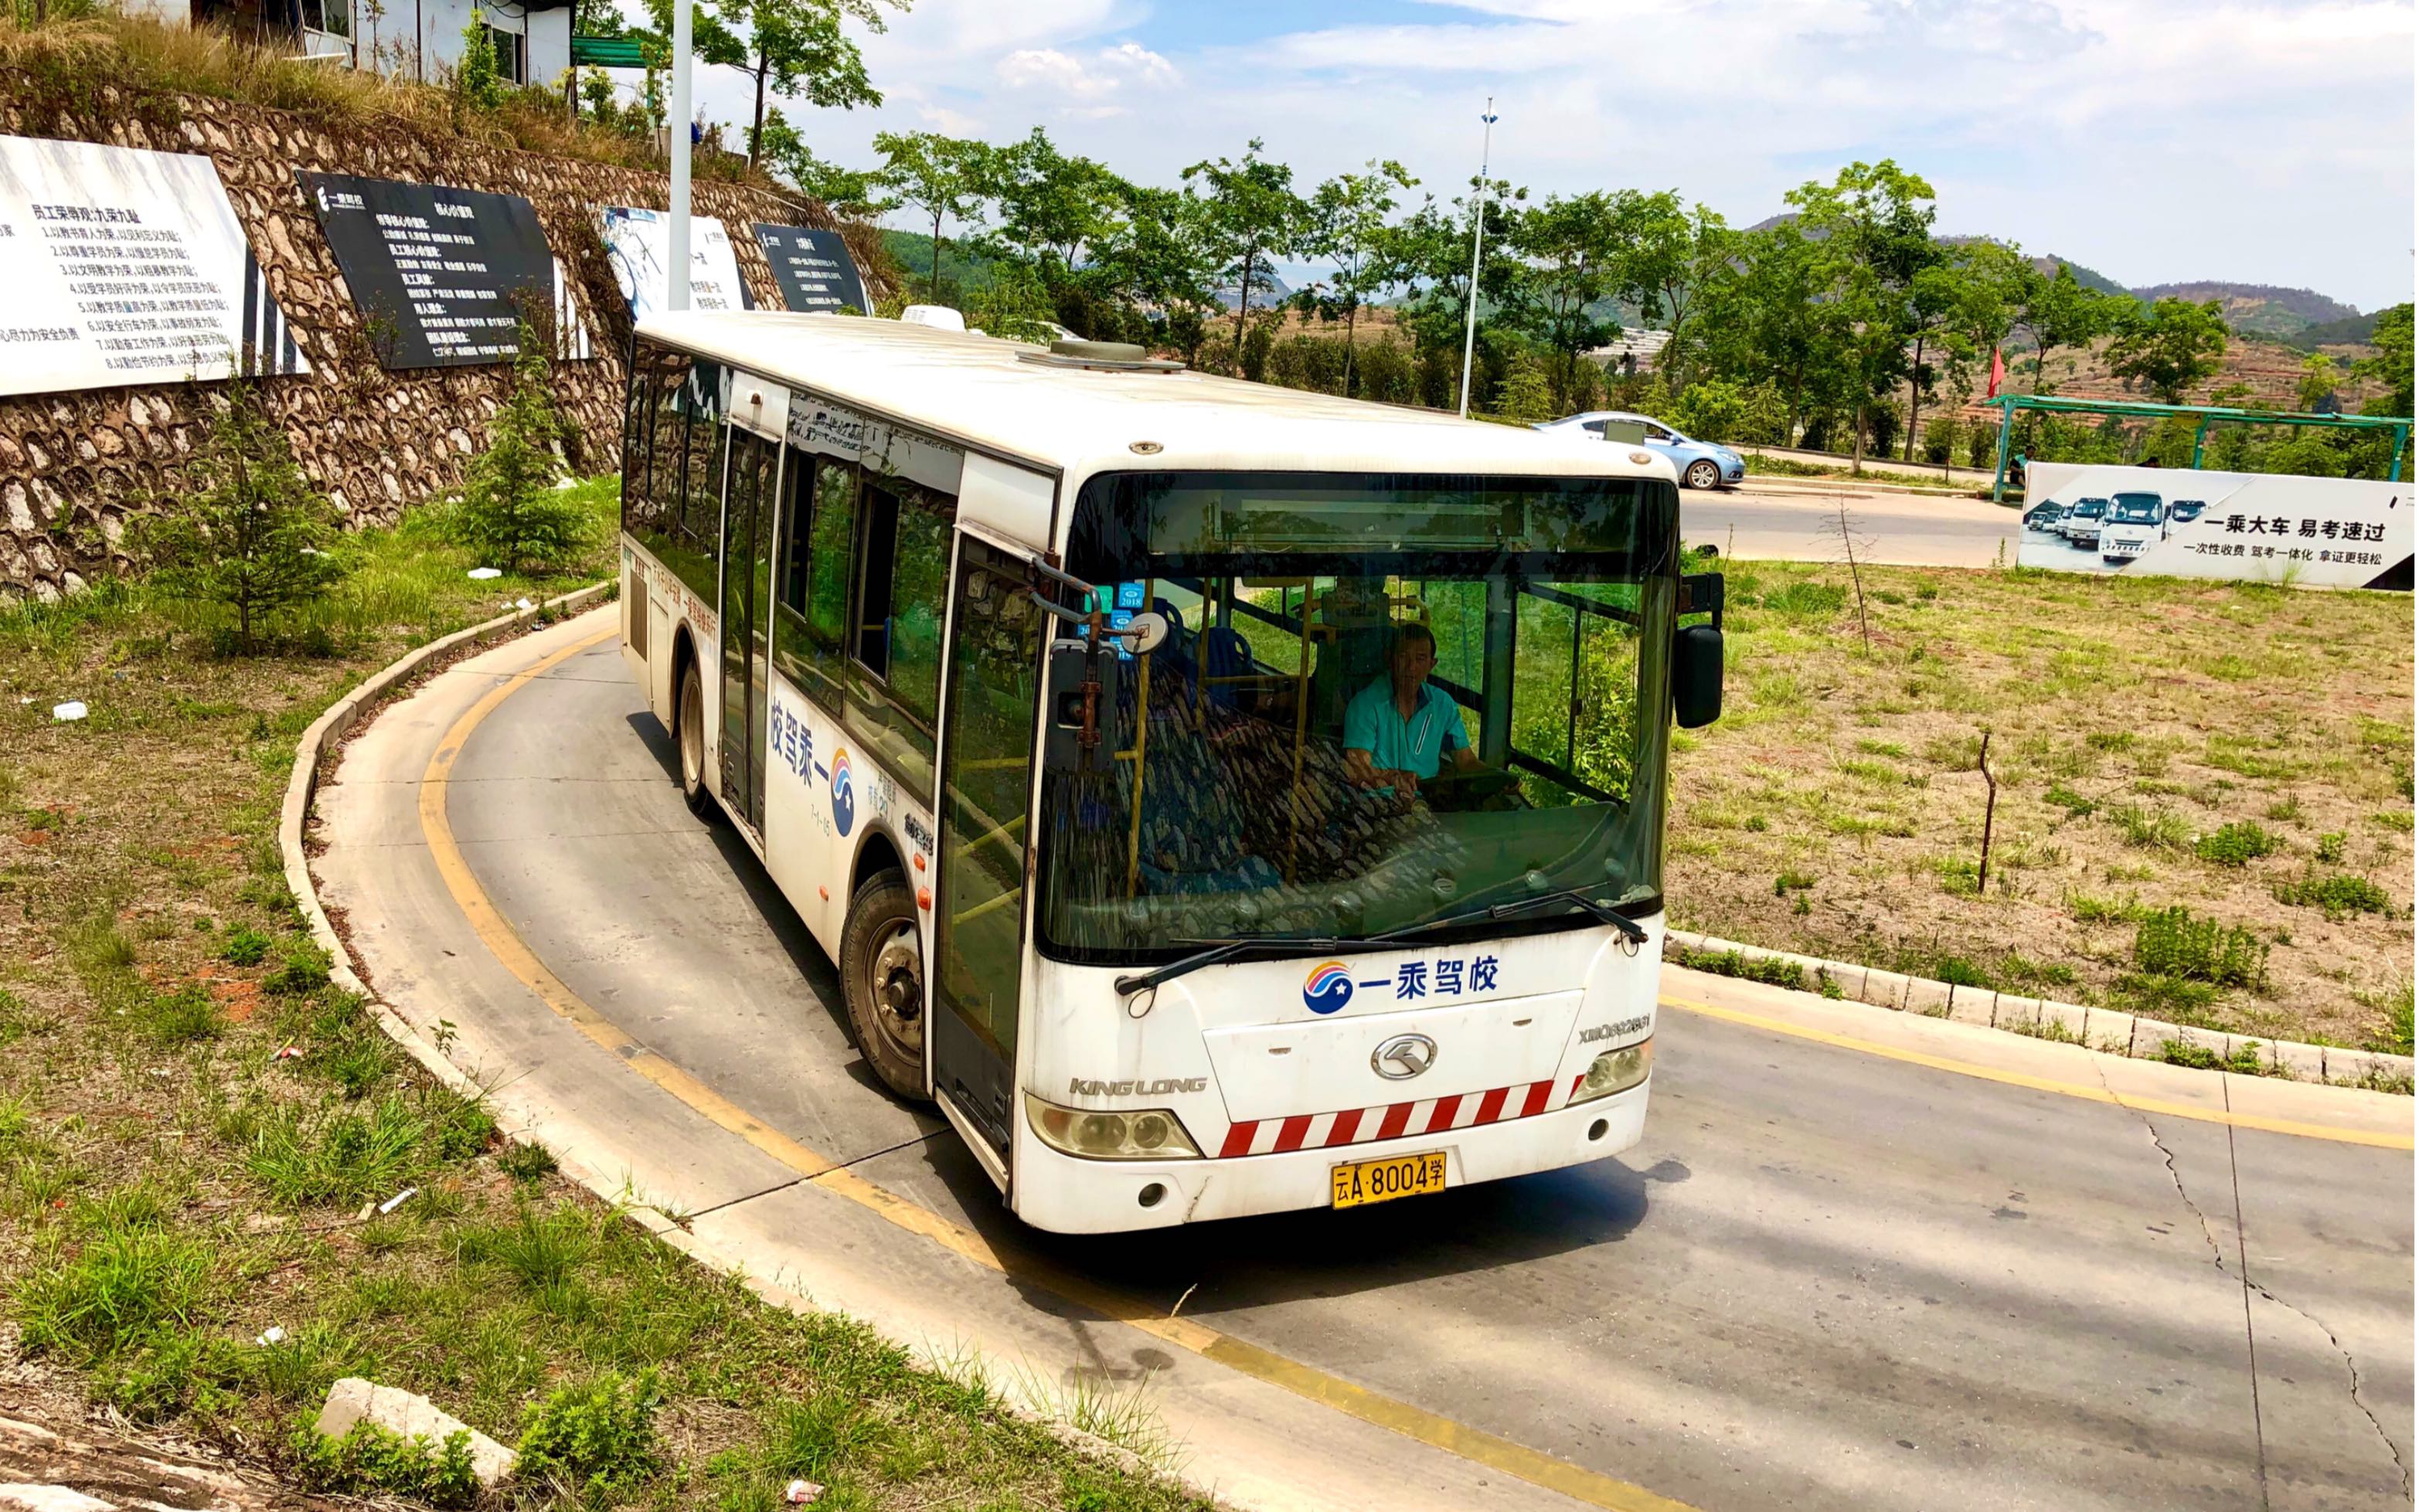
841;868;928;1101
676;660;713;819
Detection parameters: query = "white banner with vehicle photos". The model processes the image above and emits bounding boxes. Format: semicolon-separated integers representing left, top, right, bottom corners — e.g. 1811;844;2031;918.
2019;462;2411;590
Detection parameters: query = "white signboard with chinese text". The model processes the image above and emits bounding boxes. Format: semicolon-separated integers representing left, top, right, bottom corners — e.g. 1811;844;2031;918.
0;136;307;397
2019;462;2410;590
601;207;753;320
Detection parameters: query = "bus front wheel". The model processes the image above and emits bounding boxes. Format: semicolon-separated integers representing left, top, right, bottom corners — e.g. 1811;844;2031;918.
676;660;712;819
842;868;928;1101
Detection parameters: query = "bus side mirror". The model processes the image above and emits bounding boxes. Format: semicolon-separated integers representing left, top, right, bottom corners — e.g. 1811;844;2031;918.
1674;624;1723;729
1043;639;1121;773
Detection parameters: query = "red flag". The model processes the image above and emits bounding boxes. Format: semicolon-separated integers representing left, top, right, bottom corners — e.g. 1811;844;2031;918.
1987;345;2006;399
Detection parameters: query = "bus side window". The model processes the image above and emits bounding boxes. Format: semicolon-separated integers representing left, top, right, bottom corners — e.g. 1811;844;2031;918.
773;450;846;706
842;471;953;797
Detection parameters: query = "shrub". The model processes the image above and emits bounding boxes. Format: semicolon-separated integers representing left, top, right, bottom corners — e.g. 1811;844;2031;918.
244;1097;424;1207
2109;803;2191;851
1772;871;1815;895
2194;821;2279;867
1669;378;1748;444
265;941;332;997
2044;783;2096;817
516;1371;663;1502
454;337;588;573
219;924;274;966
1665;942;1806;991
2316;831;2347;864
2272;872;2392;919
128;377;343;654
293;1419;481;1509
141;984;222;1043
2132;906;2267;988
2111;971;2220;1021
17;1225;213;1361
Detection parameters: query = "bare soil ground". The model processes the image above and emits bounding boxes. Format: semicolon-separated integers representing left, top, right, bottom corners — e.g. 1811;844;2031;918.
1665;554;2414;1053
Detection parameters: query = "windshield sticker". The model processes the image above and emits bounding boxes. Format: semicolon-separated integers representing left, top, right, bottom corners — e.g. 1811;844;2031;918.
1304;953;1505;1014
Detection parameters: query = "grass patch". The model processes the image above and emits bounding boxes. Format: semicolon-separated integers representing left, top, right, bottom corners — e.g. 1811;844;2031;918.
1666;942;1808;991
0;479;1207;1510
2154;1038;2280;1077
2133;906;2268;990
2193;821;2281;867
2273;872;2393;920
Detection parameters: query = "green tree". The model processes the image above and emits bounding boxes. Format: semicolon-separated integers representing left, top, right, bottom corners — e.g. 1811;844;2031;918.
1784;160;1941;474
455;8;505;113
1390;179;1526;406
755;113;890;219
1088;182;1220;362
2353;303;2414;416
985;127;1127;279
2296;352;2341;413
2106;297;2227;405
457;338;588;573
1505;191;1640;412
1621;192;1727;393
641;0;896;165
873;131;992;303
131;379;343;655
1300;159;1417;394
1182;138;1314;373
2010;261;2129;394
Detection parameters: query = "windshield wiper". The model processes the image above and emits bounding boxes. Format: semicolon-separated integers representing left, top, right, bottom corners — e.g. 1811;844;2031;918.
1486;887;1649;943
1112;889;1648;997
1114;934;1364;997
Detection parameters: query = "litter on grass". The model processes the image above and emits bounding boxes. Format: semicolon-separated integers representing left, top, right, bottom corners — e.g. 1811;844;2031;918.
786;1481;824;1505
467;567;503;580
52;701;87;721
257;1326;286;1347
377;1186;419;1215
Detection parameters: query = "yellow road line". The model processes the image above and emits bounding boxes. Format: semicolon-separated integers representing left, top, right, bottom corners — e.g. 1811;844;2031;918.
416;625;1692;1512
1659;994;2414;1151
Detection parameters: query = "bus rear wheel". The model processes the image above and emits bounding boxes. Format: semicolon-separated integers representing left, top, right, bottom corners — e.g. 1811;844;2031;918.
676;660;712;818
842;868;927;1100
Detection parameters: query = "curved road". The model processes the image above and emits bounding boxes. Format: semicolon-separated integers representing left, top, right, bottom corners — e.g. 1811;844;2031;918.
1684;485;2019;568
316;612;2412;1512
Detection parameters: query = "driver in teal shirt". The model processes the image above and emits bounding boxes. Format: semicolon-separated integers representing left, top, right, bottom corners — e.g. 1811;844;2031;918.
1344;623;1482;800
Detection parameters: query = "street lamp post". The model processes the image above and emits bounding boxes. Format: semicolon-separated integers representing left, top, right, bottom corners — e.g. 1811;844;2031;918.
1456;99;1497;420
666;0;693;311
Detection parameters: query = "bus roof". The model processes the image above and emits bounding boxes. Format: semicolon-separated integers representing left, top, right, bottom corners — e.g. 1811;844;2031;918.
634;311;1678;487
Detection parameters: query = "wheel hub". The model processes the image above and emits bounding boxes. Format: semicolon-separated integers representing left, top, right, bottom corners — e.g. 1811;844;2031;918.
869;923;924;1050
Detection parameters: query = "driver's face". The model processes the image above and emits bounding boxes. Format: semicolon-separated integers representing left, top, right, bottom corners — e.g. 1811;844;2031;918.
1393;638;1436;684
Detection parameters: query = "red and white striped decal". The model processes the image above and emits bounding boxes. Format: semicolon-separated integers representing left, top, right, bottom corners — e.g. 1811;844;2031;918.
1216;1075;1572;1159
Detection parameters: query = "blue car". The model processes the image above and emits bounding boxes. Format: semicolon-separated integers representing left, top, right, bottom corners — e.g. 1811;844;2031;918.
1534;410;1745;490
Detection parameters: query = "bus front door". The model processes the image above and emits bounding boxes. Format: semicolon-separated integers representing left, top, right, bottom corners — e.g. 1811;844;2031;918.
718;430;777;834
929;536;1047;1161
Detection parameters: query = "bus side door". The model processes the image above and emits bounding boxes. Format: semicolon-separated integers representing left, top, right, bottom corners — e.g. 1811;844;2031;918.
929;534;1049;1160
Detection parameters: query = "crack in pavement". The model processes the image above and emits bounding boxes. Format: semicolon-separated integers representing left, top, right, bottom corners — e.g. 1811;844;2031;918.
2093;1063;2410;1504
2094;1061;2268;1507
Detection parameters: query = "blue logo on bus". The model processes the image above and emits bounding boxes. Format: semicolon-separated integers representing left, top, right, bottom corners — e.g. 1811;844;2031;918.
1303;960;1354;1014
830;747;856;837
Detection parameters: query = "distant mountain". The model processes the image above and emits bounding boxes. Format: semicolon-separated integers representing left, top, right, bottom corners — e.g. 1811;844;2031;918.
2131;281;2362;338
1213;270;1295;311
2286;309;2386;349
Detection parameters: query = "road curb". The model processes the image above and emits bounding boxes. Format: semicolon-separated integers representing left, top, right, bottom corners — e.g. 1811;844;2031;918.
1737;473;1985;501
274;588;1181;1506
274;583;676;1217
1662;929;2414;1091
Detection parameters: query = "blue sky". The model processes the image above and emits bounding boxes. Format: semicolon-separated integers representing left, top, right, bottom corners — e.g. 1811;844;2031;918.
663;0;2416;311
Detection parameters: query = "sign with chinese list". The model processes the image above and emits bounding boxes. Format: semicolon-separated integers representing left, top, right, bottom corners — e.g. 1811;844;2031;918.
0;135;308;397
2019;462;2410;590
755;224;869;314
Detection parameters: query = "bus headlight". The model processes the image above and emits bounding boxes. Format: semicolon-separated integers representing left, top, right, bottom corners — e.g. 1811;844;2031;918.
1567;1040;1653;1105
1025;1093;1203;1160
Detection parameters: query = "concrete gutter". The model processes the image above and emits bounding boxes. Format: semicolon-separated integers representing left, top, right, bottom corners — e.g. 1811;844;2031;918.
1663;928;2416;1090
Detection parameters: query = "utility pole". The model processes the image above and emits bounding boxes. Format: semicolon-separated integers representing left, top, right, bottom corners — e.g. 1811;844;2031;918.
1456;99;1497;420
666;0;693;311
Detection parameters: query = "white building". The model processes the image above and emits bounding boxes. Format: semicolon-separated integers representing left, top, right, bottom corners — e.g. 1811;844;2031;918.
121;0;572;87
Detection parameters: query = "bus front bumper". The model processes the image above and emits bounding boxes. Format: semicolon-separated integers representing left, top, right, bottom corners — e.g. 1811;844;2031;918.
1009;1080;1651;1234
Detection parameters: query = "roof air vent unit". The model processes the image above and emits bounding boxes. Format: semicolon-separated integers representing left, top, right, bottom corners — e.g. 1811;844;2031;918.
1018;338;1186;373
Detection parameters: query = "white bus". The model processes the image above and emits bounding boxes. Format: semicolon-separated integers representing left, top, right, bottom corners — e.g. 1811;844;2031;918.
614;313;1724;1233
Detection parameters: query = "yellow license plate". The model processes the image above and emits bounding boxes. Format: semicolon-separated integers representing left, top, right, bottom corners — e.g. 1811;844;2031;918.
1330;1150;1448;1210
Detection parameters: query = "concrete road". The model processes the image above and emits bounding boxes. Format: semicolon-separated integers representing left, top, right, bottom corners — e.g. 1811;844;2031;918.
1687;485;2019;568
315;613;2414;1512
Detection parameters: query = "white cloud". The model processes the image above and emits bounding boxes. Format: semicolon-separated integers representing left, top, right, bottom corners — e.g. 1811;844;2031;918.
995;41;1177;114
726;0;2412;307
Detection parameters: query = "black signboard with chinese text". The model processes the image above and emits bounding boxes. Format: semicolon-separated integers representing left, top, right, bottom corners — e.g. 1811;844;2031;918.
298;172;559;369
754;225;870;315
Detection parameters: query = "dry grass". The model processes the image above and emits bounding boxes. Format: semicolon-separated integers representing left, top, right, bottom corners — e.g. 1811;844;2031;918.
0;12;778;188
1665;556;2414;1052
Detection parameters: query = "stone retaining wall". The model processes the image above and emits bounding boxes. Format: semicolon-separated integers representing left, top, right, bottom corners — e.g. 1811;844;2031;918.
0;93;886;600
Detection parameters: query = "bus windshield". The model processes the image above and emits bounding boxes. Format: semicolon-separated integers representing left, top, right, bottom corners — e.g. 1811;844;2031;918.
1039;470;1676;963
2110;494;2162;524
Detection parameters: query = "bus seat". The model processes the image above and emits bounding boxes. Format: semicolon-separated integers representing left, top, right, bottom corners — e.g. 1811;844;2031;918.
1200;626;1250;709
